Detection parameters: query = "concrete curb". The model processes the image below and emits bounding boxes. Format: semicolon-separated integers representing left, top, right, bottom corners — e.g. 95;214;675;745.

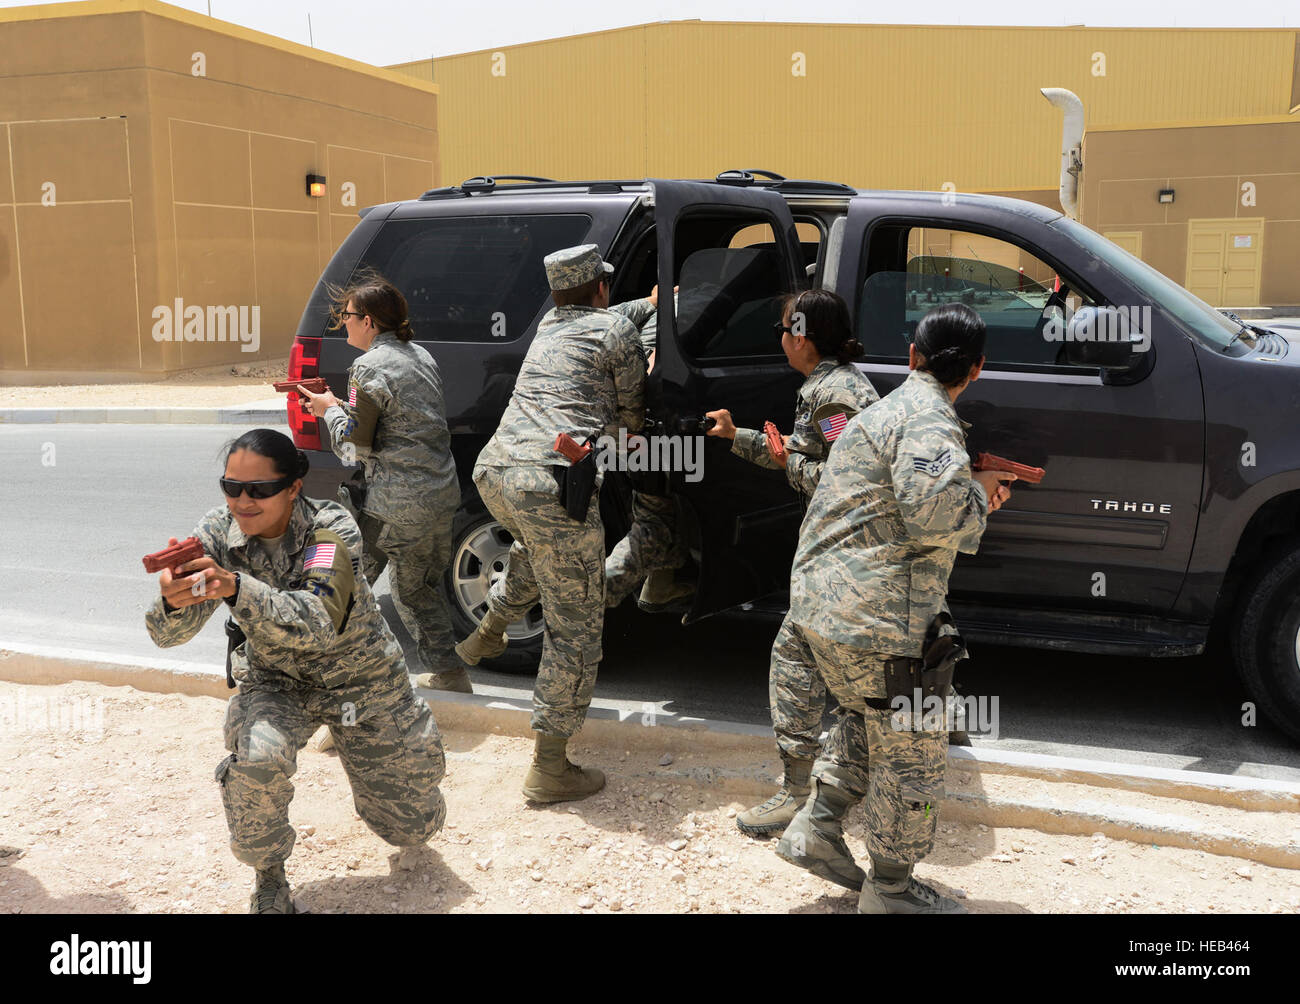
946;744;1300;814
941;791;1300;871
0;405;286;425
3;640;1299;869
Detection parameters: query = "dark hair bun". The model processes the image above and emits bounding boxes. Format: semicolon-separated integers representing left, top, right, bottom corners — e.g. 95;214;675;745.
836;337;864;364
913;304;988;386
296;450;310;479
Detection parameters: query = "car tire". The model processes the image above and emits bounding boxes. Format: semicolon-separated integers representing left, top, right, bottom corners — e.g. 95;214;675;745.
1230;537;1300;743
443;507;544;675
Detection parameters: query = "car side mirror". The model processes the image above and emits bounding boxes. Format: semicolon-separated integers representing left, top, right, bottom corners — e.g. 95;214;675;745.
1060;305;1150;369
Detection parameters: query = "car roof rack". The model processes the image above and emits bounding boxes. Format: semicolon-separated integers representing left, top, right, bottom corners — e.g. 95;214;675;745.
771;179;858;196
460;175;555;193
715;169;787;184
417;177;652;200
712;170;856;196
413;174;854;201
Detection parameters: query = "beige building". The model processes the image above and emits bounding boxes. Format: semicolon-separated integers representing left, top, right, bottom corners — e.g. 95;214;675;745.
1082;120;1299;309
392;21;1300;307
0;0;439;379
3;11;1296;382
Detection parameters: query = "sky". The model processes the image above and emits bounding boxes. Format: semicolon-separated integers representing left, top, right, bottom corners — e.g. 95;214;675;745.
1;0;1296;65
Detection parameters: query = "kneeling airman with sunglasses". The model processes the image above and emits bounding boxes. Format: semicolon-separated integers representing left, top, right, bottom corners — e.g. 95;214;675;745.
144;428;448;913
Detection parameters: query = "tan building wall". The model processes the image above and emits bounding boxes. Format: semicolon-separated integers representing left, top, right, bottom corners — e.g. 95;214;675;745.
391;22;1296;193
0;0;439;378
1081;119;1300;307
392;22;1298;307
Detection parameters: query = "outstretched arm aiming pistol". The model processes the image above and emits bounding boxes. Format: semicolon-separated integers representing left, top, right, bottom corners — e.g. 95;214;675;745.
271;378;328;396
972;452;1045;484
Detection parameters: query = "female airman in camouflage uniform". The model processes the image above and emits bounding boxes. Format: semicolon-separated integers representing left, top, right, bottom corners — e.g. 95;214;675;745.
145;429;447;913
774;304;1015;912
300;276;470;695
705;290;882;836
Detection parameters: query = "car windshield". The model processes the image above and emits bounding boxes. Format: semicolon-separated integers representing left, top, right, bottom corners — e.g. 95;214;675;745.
1052;217;1242;350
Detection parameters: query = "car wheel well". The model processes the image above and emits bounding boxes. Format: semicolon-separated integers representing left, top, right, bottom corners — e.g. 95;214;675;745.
1214;491;1300;634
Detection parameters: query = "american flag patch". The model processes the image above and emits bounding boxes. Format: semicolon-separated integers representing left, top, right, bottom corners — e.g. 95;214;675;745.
818;412;848;442
303;542;337;571
348;385;357;407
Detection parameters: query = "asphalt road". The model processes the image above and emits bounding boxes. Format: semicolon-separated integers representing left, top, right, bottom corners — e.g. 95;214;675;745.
3;423;1298;783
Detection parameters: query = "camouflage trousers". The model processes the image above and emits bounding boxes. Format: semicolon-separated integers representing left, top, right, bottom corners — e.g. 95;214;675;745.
473;463;604;738
789;618;948;866
214;670;446;870
795;619;941;863
605;491;687;608
358;494;461;675
768;613;867;795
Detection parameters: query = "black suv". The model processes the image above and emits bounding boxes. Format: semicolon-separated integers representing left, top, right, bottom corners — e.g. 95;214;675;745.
286;171;1300;743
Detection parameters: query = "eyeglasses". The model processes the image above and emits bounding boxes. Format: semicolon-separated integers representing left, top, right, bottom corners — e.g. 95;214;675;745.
220;475;295;499
338;310;367;321
773;320;803;344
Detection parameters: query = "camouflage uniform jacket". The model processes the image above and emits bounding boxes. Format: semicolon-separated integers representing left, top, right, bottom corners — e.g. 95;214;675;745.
788;368;989;656
474;299;654;470
732;359;880;498
322;331;459;524
144;495;407;691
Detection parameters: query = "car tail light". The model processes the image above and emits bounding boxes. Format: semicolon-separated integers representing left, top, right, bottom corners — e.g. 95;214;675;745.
285;335;322;450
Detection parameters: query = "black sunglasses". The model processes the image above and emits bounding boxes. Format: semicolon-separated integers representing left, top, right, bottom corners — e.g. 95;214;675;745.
220;475;295;499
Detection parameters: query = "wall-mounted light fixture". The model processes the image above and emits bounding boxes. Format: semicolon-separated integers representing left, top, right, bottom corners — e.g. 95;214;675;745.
306;174;327;198
1158;189;1175;204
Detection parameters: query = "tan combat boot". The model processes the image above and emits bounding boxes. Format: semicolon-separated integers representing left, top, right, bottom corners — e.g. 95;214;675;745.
454;611;509;665
310;725;336;753
735;756;811;836
521;733;606;803
858;857;967;914
249;863;296;915
636;569;695;613
414;666;474;693
775;778;866;890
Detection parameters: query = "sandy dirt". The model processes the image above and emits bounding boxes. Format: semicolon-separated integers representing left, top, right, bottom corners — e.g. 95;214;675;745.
2;680;1299;915
0;360;292;409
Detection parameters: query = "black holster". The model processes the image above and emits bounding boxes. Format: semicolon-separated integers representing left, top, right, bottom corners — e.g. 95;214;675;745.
879;614;967;705
337;473;367;515
223;617;245;690
551;442;598;522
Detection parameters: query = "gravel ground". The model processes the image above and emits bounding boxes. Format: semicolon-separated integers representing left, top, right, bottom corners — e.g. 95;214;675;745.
0;360;291;408
2;680;1299;915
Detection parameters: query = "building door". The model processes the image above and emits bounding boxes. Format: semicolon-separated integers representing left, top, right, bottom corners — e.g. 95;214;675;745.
1103;230;1143;259
1185;218;1265;307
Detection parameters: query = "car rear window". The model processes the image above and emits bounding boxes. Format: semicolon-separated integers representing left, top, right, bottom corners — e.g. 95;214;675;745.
346;214;593;343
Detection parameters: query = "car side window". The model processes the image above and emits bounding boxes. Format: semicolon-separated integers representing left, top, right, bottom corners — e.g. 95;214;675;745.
355;214;592;343
674;214;794;361
858;225;1099;369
